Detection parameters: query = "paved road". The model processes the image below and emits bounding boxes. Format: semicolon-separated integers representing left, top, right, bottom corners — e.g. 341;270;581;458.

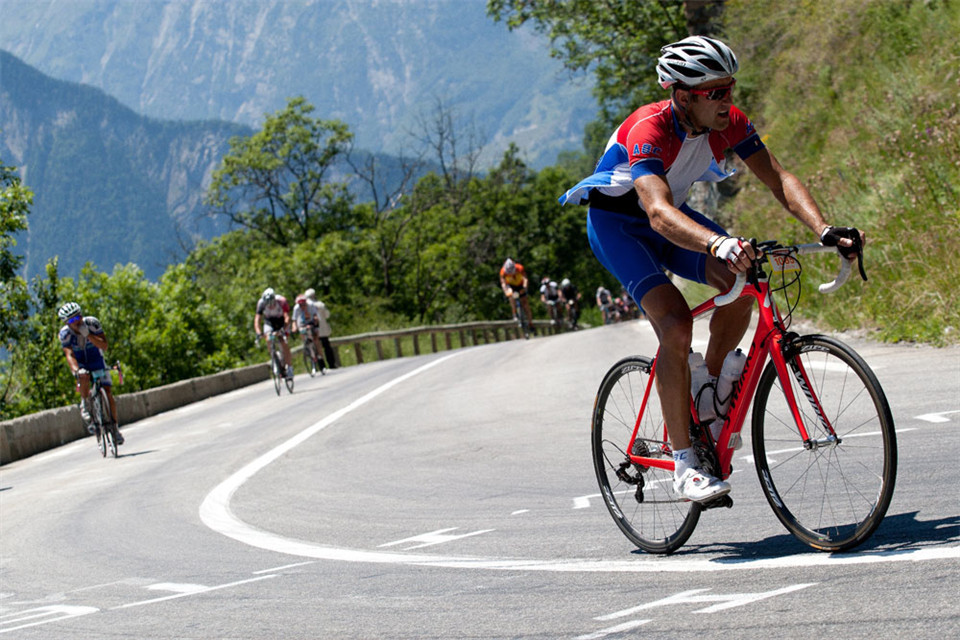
1;321;958;638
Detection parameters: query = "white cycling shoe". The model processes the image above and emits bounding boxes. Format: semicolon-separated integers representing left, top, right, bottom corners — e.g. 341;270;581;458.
674;467;731;503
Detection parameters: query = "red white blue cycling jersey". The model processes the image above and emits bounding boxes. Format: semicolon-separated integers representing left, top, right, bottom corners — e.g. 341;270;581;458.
58;317;107;371
559;101;764;210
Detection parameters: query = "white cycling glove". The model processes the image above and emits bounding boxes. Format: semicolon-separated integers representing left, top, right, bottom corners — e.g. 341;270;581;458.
710;235;747;265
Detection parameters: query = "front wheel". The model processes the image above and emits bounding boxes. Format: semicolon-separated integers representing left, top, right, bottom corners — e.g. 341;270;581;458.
303;341;318;377
90;392;108;457
592;356;701;554
752;335;897;552
270;348;283;396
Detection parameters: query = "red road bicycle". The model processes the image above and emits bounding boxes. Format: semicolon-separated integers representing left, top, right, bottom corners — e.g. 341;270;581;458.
592;240;897;554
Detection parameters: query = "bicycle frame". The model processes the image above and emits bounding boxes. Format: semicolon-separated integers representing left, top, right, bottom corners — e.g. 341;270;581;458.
626;244;845;479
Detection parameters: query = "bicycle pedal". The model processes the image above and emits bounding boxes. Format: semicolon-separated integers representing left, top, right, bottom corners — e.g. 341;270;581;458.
702;494;734;510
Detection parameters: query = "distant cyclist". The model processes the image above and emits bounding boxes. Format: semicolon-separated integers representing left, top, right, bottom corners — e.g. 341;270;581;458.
293;294;326;373
499;258;533;325
254;288;294;380
559;278;581;329
57;302;124;445
596;286;617;324
539;276;561;325
303;288;337;368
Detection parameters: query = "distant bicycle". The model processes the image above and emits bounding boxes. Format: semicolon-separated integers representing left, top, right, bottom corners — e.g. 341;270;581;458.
88;362;123;458
300;325;324;377
512;290;531;340
264;332;294;395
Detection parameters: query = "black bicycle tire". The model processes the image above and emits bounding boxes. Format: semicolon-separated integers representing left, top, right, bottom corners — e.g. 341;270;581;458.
91;389;107;457
303;341;317;377
271;346;282;395
100;387;118;458
592;355;701;554
751;335;897;552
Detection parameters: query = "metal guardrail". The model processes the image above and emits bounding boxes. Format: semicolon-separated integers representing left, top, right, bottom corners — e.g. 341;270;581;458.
327;319;563;365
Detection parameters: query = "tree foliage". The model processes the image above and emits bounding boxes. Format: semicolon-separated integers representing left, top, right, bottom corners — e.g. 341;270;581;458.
487;0;686;142
205;96;354;246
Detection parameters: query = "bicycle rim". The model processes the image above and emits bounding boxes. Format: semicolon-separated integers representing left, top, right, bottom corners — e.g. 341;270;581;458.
592;356;701;554
303;345;316;377
752;335;897;552
91;393;107;457
271;350;282;395
100;388;118;458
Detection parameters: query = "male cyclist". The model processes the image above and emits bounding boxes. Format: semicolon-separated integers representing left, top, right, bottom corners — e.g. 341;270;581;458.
303;288;337;368
596;286;616;324
560;36;863;503
559;278;581;329
292;294;326;373
539;276;561;325
499;258;533;325
57;302;124;445
254;288;294;380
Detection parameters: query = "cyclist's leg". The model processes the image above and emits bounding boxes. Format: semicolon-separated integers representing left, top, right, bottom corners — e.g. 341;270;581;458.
640;283;694;452
665;206;752;375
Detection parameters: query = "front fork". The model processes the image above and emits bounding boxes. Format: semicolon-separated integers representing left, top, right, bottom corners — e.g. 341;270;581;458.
771;333;840;448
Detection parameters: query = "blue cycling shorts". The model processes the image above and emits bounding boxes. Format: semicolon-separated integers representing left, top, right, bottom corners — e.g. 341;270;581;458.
586;203;727;314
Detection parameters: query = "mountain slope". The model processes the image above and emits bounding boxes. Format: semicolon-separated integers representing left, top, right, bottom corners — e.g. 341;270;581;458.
0;50;250;280
0;0;596;168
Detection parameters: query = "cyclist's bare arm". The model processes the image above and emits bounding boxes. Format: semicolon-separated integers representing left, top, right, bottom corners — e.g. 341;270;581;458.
87;331;108;351
742;147;828;232
62;347;81;376
634;173;756;271
253;313;263;336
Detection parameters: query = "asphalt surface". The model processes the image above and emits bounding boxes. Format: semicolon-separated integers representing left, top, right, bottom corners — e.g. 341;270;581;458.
1;320;958;638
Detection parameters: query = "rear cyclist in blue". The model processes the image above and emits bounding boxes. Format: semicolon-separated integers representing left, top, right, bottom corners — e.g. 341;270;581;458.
57;302;124;445
560;36;862;502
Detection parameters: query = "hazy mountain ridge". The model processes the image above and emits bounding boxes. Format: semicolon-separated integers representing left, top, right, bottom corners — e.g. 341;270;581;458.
0;0;595;168
0;50;251;280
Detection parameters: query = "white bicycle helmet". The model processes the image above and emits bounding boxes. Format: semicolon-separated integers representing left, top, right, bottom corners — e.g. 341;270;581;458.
656;36;739;89
561;278;571;288
261;287;276;303
58;301;82;320
502;258;516;275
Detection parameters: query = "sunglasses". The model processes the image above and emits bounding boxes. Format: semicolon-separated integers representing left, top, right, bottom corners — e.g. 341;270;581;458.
67;314;83;324
686;79;736;101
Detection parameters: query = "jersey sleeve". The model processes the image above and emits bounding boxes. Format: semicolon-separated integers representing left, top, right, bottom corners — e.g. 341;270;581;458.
717;106;765;161
626;117;672;179
85;317;104;336
59;326;73;348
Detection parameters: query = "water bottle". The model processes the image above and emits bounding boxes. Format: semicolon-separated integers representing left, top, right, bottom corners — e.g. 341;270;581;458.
688;350;716;423
715;348;747;418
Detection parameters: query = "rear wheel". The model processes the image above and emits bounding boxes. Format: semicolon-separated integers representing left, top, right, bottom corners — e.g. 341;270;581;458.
592;356;701;554
752;335;897;552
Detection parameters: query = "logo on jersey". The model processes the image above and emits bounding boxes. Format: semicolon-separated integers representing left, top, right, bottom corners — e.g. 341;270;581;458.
634;143;662;157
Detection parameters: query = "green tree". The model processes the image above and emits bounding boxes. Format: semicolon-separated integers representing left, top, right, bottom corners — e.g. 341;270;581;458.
205;97;355;247
487;0;686;139
1;157;34;415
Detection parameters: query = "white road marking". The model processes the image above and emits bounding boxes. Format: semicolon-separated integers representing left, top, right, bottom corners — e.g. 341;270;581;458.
379;528;495;550
0;605;99;634
253;561;317;574
113;575;277;609
146;583;207;594
511;510;529;515
596;583;815;619
200;351;960;573
577;619;651;639
916;410;960;423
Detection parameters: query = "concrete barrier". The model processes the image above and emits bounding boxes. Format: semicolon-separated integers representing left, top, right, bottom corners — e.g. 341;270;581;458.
1;362;270;465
